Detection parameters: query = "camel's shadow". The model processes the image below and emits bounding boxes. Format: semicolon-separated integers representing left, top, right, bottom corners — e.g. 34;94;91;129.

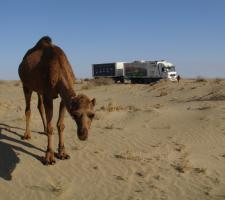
0;140;20;181
0;123;45;181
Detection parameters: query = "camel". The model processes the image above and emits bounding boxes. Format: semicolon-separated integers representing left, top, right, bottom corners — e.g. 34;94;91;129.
18;36;96;165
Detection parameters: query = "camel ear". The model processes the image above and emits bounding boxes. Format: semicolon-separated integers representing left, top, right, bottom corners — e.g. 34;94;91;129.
91;98;96;106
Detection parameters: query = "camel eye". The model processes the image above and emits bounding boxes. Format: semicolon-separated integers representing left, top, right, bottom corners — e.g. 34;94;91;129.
88;113;95;119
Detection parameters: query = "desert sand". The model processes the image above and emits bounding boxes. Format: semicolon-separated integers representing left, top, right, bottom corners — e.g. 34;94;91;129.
1;78;225;200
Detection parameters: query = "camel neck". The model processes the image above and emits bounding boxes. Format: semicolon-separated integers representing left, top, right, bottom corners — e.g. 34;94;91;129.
58;77;76;110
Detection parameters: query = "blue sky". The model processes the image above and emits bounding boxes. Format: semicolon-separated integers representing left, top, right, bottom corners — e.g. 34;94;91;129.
0;0;225;79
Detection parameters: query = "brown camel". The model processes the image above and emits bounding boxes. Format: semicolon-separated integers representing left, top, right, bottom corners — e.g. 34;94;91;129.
18;36;96;165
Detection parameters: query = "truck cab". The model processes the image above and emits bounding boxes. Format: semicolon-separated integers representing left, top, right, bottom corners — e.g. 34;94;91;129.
157;61;177;81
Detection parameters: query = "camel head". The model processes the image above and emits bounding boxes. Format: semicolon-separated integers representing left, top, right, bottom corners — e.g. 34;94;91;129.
69;94;96;141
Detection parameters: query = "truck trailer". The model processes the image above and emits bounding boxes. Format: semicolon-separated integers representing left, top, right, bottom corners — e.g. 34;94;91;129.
92;62;124;82
92;60;177;83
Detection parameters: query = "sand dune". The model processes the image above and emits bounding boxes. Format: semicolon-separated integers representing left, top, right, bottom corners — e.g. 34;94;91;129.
1;79;225;200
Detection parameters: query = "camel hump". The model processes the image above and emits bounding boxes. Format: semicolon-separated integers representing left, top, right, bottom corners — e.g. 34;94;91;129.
50;46;76;84
45;46;75;88
35;36;52;48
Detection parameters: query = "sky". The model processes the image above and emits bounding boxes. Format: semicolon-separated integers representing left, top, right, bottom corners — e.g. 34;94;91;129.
0;0;225;79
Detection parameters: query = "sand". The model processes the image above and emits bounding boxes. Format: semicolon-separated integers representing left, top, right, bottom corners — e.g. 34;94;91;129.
1;78;225;200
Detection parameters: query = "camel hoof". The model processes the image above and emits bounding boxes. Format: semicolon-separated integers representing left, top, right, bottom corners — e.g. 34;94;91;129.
55;152;70;160
56;146;70;160
21;135;31;140
43;159;56;166
43;151;56;165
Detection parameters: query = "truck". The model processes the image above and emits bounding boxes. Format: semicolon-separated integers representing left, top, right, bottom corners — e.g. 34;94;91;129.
92;60;177;83
124;60;177;83
92;62;124;82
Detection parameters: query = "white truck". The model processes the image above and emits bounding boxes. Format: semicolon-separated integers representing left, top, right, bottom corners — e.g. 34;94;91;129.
124;60;177;83
92;60;177;83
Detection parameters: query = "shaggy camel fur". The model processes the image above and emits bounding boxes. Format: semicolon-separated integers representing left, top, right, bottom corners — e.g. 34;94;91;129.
18;36;96;165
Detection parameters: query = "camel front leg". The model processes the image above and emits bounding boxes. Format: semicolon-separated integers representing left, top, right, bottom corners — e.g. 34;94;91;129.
37;94;47;133
43;96;55;165
55;100;70;160
22;86;32;140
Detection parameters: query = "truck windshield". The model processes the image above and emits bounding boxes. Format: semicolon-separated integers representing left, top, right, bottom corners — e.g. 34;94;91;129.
167;66;175;72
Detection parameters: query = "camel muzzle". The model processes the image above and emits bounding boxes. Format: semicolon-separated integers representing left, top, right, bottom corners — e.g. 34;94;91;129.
77;128;88;141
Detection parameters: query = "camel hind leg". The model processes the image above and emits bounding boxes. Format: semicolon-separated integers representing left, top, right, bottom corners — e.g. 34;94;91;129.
22;86;32;140
37;93;47;133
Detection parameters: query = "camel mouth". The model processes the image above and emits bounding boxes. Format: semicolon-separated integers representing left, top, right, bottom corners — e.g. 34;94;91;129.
78;134;88;141
77;128;88;141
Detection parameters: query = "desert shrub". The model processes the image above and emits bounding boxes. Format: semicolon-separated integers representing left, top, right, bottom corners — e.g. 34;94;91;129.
114;150;151;162
80;78;114;90
156;89;168;97
152;104;163;109
13;81;21;86
80;85;89;90
100;102;140;112
74;79;84;84
193;167;207;174
104;124;114;129
206;94;225;101
196;76;207;82
159;90;168;97
126;105;140;112
214;78;223;84
197;105;211;110
100;102;123;112
91;78;114;86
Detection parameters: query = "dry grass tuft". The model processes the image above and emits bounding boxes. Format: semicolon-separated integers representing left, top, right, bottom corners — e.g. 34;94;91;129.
104;124;114;129
114;150;151;162
74;79;84;84
171;152;191;173
80;78;114;90
178;87;184;91
90;78;114;86
152;104;163;109
48;183;63;193
114;175;127;181
13;81;21;87
214;78;224;84
193;167;207;174
84;78;91;82
100;102;140;112
171;160;191;173
195;93;225;101
80;85;89;90
196;76;207;82
196;105;211;110
100;102;123;112
126;105;140;112
159;90;168;97
208;94;225;101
